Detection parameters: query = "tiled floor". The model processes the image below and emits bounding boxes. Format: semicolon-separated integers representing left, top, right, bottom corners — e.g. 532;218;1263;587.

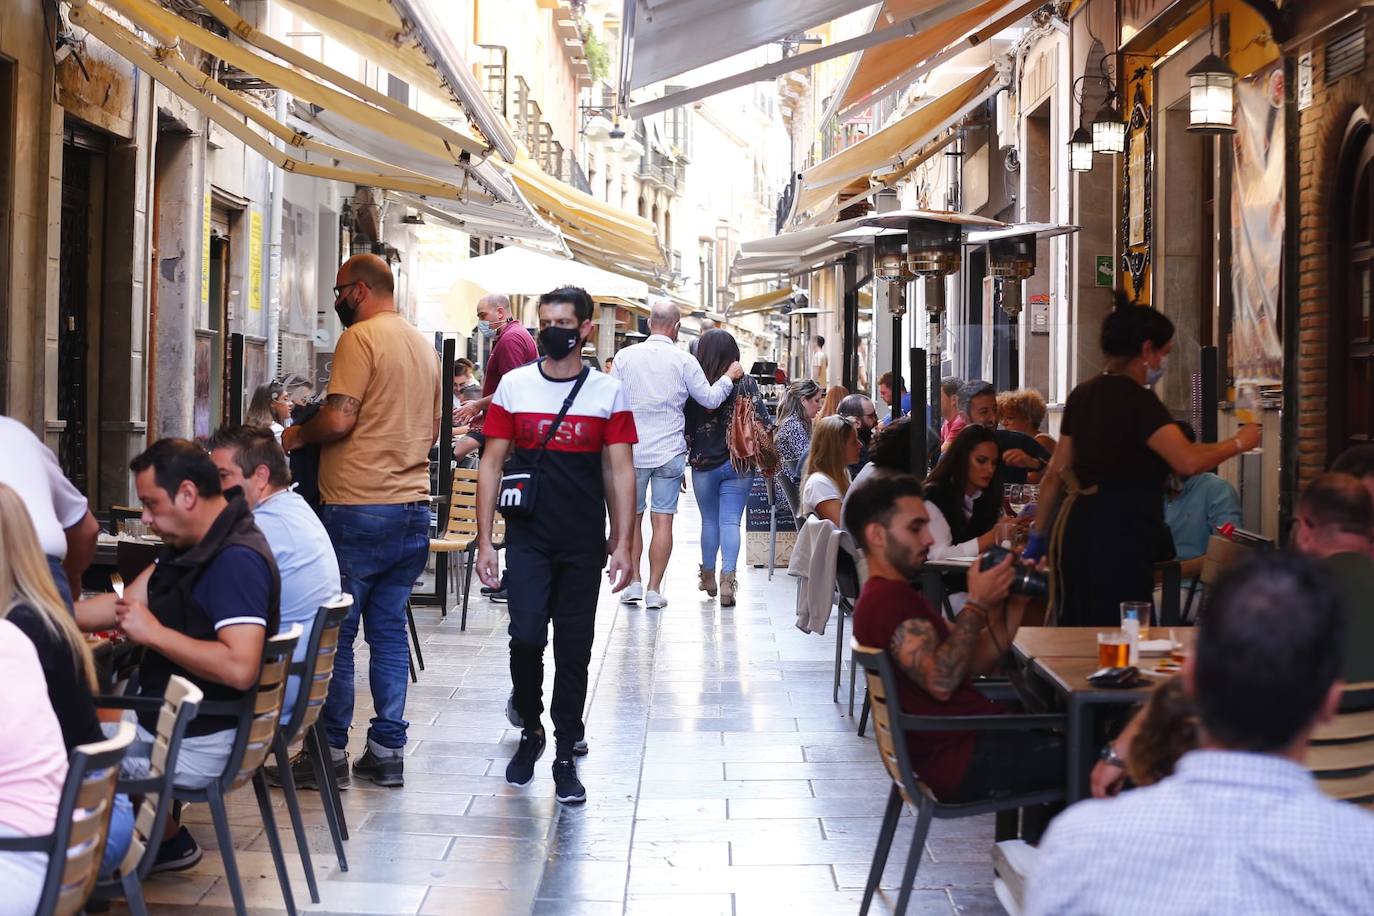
132;487;999;915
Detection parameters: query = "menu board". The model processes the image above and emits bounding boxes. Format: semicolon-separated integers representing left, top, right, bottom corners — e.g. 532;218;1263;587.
745;475;797;534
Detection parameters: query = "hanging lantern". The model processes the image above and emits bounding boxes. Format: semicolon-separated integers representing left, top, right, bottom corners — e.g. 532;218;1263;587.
905;219;961;276
874;232;909;281
987;235;1036;280
1186;53;1236;134
1091;99;1126;154
1068;125;1094;172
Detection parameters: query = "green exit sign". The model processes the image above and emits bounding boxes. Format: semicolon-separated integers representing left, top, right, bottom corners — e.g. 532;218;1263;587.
1096;256;1114;288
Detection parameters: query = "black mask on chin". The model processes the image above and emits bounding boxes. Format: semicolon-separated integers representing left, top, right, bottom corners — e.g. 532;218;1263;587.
334;293;358;328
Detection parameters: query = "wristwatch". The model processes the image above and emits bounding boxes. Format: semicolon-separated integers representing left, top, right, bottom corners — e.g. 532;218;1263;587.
1099;743;1126;768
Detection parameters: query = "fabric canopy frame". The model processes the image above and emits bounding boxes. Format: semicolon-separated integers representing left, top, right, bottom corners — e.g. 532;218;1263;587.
789;65;1008;227
728;286;795;316
70;4;475;200
832;0;1039;122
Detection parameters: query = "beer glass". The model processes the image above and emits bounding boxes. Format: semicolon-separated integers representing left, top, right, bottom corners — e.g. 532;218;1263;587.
1097;631;1130;668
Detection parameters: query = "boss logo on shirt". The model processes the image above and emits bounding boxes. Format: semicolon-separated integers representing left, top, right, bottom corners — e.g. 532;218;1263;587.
513;416;601;451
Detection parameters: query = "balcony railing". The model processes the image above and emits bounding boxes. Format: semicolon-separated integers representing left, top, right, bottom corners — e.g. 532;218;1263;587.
476;44;507;119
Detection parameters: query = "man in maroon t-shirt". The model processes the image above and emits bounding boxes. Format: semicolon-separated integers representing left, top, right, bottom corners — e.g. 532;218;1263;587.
453;293;539;461
845;473;1063;803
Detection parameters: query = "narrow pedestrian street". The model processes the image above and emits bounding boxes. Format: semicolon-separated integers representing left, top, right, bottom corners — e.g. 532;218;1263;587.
134;487;998;915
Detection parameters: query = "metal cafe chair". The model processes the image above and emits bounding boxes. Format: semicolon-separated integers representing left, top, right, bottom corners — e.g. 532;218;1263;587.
0;721;137;916
271;597;354;899
1308;682;1374;804
852;641;1064;916
88;676;203;916
172;626;302;916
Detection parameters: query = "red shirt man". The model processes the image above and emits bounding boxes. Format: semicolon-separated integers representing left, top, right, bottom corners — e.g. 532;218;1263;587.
844;472;1061;803
455;294;538;447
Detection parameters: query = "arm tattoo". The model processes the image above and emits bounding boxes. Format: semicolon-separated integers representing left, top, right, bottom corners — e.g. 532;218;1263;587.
888;610;987;700
325;394;361;417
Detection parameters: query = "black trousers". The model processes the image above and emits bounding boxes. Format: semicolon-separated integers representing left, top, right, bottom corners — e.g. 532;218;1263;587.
505;540;602;756
950;730;1064;844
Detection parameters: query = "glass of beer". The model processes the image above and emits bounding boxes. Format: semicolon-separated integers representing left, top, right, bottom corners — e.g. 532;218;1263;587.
1121;601;1152;640
1098;631;1131;668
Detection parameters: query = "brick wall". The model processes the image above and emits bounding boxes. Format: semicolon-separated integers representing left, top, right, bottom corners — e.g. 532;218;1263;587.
1294;12;1374;485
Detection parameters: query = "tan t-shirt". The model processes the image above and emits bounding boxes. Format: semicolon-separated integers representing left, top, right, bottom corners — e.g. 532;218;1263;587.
319;310;441;505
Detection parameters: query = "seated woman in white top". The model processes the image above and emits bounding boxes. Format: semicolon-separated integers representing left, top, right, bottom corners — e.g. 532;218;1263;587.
922;425;1006;560
800;416;862;527
0;618;69;915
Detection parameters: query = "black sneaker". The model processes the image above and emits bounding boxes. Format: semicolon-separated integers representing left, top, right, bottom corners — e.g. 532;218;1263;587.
506;692;523;728
149;826;203;874
572;739;589;757
266;748;350;791
353;747;404;788
505;729;546;786
552;758;586;804
487;588;508;602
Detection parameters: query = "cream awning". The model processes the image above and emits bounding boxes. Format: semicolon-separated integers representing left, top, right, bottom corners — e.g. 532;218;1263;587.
833;0;1038;121
508;159;668;284
729;287;795;316
443;246;651;299
790;65;1007;227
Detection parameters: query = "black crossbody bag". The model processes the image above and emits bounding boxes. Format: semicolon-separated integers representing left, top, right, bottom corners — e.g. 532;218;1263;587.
497;365;590;518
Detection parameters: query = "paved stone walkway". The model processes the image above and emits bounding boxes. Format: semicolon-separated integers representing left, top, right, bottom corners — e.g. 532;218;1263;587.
132;488;999;915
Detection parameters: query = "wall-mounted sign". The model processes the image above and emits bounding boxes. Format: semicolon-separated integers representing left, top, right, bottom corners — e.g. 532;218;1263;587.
1096;255;1114;288
1029;294;1051;336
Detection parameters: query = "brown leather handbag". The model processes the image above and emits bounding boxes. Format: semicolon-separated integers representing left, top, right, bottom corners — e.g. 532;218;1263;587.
728;379;780;477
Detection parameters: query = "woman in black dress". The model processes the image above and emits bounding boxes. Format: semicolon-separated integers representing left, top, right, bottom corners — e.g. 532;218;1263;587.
1027;303;1261;626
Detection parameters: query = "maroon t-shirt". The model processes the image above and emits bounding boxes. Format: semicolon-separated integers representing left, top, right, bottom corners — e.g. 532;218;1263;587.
473;321;538;431
852;575;1002;800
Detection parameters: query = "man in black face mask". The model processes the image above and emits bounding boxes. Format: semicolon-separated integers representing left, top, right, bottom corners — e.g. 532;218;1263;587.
474;285;637;806
281;254;441;789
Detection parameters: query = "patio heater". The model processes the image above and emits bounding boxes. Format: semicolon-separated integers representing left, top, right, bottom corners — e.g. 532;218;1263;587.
905;218;964;476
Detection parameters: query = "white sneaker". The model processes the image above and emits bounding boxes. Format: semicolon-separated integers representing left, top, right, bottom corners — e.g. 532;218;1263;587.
644;589;667;609
621;582;643;604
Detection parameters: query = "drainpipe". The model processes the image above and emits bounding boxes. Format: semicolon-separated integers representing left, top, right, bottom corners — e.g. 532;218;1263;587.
266;88;285;376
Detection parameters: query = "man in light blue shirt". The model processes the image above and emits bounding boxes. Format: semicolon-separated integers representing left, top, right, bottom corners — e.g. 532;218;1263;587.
1027;553;1374;916
1164;422;1242;585
208;425;343;780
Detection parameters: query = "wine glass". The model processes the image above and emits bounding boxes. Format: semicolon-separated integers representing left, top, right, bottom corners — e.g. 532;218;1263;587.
1008;485;1029;518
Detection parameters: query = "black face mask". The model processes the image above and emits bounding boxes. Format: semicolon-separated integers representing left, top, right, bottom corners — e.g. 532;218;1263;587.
334;294;358;328
539;325;581;360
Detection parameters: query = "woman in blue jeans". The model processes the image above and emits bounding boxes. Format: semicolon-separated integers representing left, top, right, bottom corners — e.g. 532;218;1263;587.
684;330;772;607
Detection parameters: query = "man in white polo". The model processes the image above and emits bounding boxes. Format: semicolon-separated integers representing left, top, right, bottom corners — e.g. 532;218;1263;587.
611;300;743;607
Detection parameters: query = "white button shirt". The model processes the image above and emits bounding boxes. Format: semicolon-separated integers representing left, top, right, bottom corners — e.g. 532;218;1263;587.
1026;750;1374;915
611;335;733;469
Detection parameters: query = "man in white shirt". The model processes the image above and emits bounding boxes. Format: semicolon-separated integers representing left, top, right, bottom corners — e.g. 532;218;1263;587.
1026;552;1374;916
0;415;101;609
612;300;743;607
812;335;829;388
207;425;345;786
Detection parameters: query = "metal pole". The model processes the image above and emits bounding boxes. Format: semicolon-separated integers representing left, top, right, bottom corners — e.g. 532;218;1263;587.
911;346;928;478
842;252;859;390
890;313;903;421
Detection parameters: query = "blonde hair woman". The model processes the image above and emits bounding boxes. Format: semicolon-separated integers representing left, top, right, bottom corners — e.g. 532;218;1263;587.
800;416;861;527
0;482;134;875
997;388;1056;455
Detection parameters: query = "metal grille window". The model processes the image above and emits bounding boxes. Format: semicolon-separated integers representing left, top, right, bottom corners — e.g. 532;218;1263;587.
1327;28;1365;84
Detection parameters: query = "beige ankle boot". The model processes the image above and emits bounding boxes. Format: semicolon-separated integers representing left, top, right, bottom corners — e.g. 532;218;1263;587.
698;565;718;597
719;572;737;607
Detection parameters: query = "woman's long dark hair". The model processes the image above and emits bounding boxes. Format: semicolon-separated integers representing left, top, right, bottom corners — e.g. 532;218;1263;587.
695;328;741;384
923;424;1003;543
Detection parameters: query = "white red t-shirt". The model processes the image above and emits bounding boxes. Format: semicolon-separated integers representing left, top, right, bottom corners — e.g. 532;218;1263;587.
484;360;637;547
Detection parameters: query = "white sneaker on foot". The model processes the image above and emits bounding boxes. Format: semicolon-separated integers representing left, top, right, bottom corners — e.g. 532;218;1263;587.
621;582;643;604
644;589;667;609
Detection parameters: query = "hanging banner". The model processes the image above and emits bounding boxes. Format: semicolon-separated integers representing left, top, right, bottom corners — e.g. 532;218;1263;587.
1230;64;1284;386
201;190;211;308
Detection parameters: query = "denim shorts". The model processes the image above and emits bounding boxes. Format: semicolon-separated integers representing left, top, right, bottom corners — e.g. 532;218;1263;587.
635;453;687;514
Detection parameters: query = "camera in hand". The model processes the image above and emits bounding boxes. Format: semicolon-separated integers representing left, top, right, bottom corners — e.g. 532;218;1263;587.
978;546;1049;598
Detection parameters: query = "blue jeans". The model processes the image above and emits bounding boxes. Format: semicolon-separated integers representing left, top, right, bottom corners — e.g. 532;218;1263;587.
101;792;134;876
320;502;430;750
693;462;754;574
46;555;74;612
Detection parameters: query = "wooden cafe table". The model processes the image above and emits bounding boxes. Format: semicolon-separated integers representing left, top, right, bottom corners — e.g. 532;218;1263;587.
1012;627;1196;803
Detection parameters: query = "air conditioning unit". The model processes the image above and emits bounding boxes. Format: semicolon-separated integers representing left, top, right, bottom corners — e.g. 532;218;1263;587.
996;91;1019;151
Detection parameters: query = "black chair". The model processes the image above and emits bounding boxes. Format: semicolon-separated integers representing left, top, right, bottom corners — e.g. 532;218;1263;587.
852;641;1065;916
272;597;354;901
833;543;861;714
89;676;204;916
0;721;136;916
174;626;302;916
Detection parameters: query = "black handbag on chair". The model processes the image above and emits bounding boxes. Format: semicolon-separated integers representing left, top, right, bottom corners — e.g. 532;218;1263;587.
497;364;589;518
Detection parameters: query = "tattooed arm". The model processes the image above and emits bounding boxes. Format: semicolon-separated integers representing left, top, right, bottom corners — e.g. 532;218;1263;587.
281;394;360;452
888;608;990;703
